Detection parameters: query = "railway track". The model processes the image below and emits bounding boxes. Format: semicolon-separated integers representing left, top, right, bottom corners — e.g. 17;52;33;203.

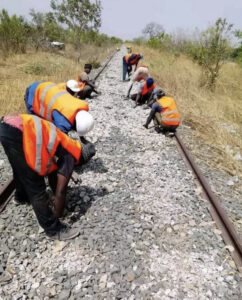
0;46;241;299
0;48;241;272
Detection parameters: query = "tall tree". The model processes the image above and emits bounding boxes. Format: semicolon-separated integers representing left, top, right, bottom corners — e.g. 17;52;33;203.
50;0;102;32
142;22;164;39
197;18;233;89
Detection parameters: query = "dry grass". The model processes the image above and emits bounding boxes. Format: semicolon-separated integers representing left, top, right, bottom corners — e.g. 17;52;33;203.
0;44;115;115
133;45;242;176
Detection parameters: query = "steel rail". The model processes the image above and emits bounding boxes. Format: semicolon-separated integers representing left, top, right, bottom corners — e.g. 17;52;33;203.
0;49;118;213
175;131;242;272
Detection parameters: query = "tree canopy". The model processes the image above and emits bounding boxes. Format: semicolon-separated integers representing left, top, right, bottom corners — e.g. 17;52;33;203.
50;0;102;32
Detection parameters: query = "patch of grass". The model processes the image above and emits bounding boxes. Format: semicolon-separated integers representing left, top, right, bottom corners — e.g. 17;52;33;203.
23;64;47;75
0;44;116;116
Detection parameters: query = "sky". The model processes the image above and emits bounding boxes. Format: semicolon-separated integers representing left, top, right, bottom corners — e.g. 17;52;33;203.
1;0;242;40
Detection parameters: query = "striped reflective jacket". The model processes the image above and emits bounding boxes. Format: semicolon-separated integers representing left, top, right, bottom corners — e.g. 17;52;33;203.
20;114;81;176
141;82;156;95
157;96;181;126
32;81;89;125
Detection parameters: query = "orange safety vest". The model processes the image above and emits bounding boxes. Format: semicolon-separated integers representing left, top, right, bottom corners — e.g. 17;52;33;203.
141;82;155;95
125;54;140;65
76;77;86;91
157;96;181;126
32;82;89;126
56;82;66;90
20;114;81;176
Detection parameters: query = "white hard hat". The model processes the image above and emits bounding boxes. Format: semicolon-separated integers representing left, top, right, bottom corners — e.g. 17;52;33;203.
66;79;80;93
75;110;94;136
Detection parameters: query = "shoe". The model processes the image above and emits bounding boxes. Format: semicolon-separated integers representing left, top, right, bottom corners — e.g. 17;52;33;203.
46;226;80;241
13;195;28;205
165;131;175;137
155;127;162;133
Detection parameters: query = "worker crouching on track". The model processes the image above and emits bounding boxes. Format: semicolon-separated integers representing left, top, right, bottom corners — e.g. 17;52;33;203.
122;53;143;81
125;64;150;98
132;77;157;107
0;114;96;240
24;81;94;146
143;89;181;133
77;63;100;99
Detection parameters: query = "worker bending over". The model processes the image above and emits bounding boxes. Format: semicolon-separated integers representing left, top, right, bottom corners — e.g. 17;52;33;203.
0;114;96;240
122;53;143;81
126;65;150;98
77;63;100;99
24;81;94;140
143;89;181;133
132;77;157;107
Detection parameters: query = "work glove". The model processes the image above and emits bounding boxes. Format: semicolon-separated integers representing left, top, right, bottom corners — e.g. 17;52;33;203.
79;143;96;164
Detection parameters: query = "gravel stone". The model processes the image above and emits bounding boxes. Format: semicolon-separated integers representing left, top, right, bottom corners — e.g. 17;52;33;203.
0;46;241;299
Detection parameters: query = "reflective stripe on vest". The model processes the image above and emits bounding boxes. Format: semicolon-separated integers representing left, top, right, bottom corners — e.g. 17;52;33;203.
32;115;42;173
46;90;68;121
162;118;181;122
32;116;58;173
161;110;179;116
40;83;56;117
46;122;58;173
21;114;81;175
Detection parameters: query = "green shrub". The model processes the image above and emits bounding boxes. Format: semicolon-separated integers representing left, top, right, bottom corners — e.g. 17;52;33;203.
0;9;28;56
23;64;47;75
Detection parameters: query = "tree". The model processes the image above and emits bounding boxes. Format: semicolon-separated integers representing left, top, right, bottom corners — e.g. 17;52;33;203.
0;9;28;56
29;9;64;50
142;22;164;39
50;0;102;32
196;18;233;89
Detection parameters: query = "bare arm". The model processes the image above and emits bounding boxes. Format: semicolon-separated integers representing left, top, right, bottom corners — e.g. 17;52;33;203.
134;92;141;107
53;173;70;218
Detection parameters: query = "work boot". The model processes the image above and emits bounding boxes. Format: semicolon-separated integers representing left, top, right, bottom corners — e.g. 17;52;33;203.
143;110;156;129
13;192;29;205
46;225;80;241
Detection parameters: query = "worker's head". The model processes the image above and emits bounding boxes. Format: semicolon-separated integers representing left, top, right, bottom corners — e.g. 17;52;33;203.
66;79;80;96
146;77;154;88
75;110;94;136
139;53;143;59
155;89;166;99
84;63;92;74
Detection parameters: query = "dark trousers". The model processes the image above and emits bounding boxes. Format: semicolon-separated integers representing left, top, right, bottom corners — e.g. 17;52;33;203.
77;85;92;99
131;91;153;105
0;121;62;235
